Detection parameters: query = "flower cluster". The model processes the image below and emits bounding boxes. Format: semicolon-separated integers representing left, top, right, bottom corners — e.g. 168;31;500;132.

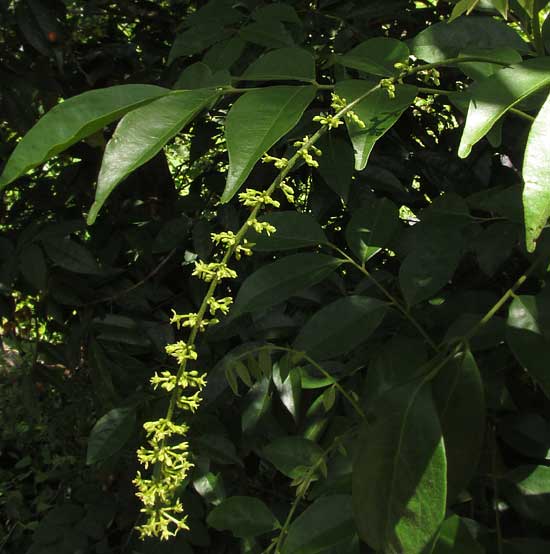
134;341;206;540
312;112;343;129
192;261;237;282
211;231;254;260
262;154;289;169
330;93;366;129
238;188;281;208
379;78;397;99
293;136;322;167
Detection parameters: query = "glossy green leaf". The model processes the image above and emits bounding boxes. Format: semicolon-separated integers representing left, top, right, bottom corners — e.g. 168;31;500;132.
294;296;387;360
409;16;528;63
516;0;535;16
273;364;301;420
399;228;464;306
339;37;409;77
352;379;446;553
316;133;354;201
168;23;232;65
43;238;102;275
0;85;168;190
523;91;550;252
345;198;399;263
174;63;230;90
432;515;484;554
457;47;522;81
222;86;316;201
335;80;417;170
433;348;485;503
239;20;294;49
86;407;136;465
88;89;218;224
503;465;550;524
449;0;482;22
193;472;226;506
281;495;355;554
263;436;324;479
506;295;550;399
206;496;280;538
492;0;509;18
458;57;550;158
242;377;271;432
232;254;342;316
250;211;327;251
240;47;315;82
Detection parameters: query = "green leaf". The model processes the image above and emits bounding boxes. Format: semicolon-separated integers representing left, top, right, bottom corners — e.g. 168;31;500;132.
458;57;550;158
273;364;302;420
86;407;136;465
433;348;485;503
399;227;463;306
223;86;315;202
263;436;324;479
432;515;484;554
250;211;327;251
232;253;343;316
352;379;446;553
281;495;355;554
174;63;231;90
345;198;399;263
88;89;218;224
294;296;387;360
43;238;101;275
516;0;535;17
206;496;280;538
335;80;417;170
239;20;294;49
242;377;271;432
0;85;168;190
502;465;550;524
240;47;315;82
338;38;409;77
492;0;509;18
523;91;550;252
316;134;354;202
168;23;232;65
409;16;528;63
506;294;550;399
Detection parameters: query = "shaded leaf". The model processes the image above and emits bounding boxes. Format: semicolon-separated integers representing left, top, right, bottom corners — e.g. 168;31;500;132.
86;407;135;465
281;495;355;554
223;86;316;201
232;253;343;316
433;348;485;503
409;16;528;63
250;211;327;251
207;496;280;538
240;47;315;82
352;380;446;553
203;37;246;72
88;89;218;224
168;23;232;65
339;38;409;77
316;133;354;202
294;296;387;360
335;80;417;170
263;436;324;479
19;243;47;290
43;239;101;275
345;198;399;263
458;57;550;158
239;19;294;49
432;515;484;554
523;91;550;251
507;294;550;399
0;85;168;190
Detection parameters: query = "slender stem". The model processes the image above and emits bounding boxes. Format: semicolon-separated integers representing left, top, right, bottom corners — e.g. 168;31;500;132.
491;423;504;554
417;87;536;122
327;243;438;352
267;429;357;554
233;344;366;419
